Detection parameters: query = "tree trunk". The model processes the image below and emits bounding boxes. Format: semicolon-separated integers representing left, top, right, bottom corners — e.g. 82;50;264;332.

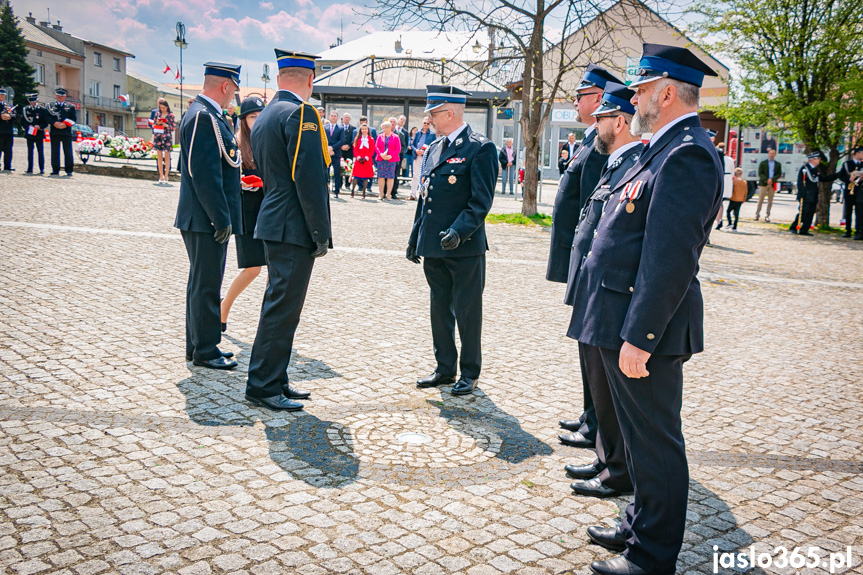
520;24;545;217
817;146;840;228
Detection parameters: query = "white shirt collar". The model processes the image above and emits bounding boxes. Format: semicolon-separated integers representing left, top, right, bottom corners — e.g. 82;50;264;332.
648;112;699;147
198;94;222;113
607;140;642;168
446;123;468;143
584;123;597;137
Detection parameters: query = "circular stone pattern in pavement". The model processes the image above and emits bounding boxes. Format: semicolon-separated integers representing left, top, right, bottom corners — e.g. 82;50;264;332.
331;412;502;468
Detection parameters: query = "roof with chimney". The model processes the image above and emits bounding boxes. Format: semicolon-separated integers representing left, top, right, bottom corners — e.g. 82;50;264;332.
18;18;81;58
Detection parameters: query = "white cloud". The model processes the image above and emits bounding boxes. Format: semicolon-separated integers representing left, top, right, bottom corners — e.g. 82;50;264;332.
259;1;274;9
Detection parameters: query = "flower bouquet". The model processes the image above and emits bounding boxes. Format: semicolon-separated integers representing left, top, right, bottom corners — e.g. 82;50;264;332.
76;138;103;164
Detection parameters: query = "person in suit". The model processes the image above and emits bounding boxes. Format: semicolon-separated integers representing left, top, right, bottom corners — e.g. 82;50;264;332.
562;132;579;166
0;88;16;172
498;138;517;194
46;87;77;177
558;149;570;175
340;113;355;189
21;93;48;175
411;117;436;200
389;115;409;199
568;44;722;575
174;62;244;370
549;64;623;452
406;85;497;396
562;82;642;500
837;146;863;238
245;49;331;412
754;147;783;222
325;110;345;197
791;153;839;236
220;97;267;332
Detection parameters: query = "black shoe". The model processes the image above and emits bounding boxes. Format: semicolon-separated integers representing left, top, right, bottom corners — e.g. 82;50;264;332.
416;372;455;388
192;356;238;370
590;556;649;575
715;222;722;230
25;171;33;174
245;394;304;411
855;236;863;241
565;463;600;479
221;322;227;332
559;432;595;449
451;377;477;395
282;384;310;400
185;349;234;361
587;525;626;552
843;232;852;238
571;477;631;498
798;231;813;236
559;419;581;431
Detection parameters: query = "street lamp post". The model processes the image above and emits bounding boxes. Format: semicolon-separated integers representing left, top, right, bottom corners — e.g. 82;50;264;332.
174;22;188;117
262;64;270;103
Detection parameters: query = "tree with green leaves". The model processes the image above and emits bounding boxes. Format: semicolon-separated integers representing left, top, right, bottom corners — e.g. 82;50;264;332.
0;1;36;109
690;0;863;228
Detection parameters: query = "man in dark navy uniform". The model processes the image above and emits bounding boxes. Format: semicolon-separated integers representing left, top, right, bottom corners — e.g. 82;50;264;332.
567;44;722;575
0;88;16;172
245;50;332;412
550;64;624;452
22;93;49;175
838;147;863;238
175;63;244;370
562;82;642;500
407;85;497;396
791;152;839;236
46;87;77;177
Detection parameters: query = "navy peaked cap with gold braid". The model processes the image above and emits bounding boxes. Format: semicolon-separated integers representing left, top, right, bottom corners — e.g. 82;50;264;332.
204;62;242;85
275;49;319;70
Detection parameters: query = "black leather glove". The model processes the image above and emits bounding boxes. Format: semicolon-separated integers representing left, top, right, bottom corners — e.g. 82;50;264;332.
406;244;421;264
213;225;232;244
439;228;460;250
310;241;329;258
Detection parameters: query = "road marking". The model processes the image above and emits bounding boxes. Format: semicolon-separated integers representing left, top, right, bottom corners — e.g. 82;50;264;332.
1;220;860;288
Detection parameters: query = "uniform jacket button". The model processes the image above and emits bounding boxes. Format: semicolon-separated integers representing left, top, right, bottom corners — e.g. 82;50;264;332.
428;197;432;202
587;251;592;258
427;209;432;214
629;287;634;292
429;186;434;190
646;333;655;340
313;231;318;235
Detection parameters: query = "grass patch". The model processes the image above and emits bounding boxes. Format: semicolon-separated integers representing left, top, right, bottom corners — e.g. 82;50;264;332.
486;212;552;227
775;223;847;236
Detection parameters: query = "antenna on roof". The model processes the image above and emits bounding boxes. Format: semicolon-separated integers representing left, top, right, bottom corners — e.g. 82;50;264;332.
329;20;344;49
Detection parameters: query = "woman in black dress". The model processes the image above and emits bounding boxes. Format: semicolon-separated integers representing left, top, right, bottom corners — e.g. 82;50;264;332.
220;97;267;331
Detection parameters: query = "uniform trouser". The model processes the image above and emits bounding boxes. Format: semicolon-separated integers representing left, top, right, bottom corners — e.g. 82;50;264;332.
51;135;74;174
842;192;863;235
246;241;315;398
423;255;485;379
181;231;228;361
411;156;423;197
799;201;818;233
575;350;597;442
501;165;516;194
599;347;691;575
26;135;45;172
330;153;342;193
580;342;632;491
0;134;12;170
755;184;775;218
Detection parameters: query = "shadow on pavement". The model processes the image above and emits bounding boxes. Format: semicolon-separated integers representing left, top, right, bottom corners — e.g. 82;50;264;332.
429;387;553;464
175;353;358;489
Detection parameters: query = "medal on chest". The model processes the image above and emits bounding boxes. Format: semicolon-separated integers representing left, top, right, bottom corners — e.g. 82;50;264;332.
616;180;645;213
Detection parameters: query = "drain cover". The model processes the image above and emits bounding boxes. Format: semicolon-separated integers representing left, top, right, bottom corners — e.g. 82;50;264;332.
396;432;433;444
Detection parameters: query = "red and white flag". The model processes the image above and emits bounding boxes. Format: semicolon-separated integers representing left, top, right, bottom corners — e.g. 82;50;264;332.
163;61;172;75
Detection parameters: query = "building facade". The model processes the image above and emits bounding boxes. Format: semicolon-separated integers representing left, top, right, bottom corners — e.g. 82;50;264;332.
19;14;135;133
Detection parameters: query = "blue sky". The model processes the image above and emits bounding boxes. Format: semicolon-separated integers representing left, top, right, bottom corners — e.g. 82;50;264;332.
18;0;376;88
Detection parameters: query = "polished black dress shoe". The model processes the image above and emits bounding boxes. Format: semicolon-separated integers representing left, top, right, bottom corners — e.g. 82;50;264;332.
221;322;227;332
798;231;813;236
245;394;304;411
282;384;310;400
587;525;626;552
590;556;650;575
559;419;581;431
192;356;238;370
565;463;600;479
186;350;234;361
571;477;631;498
559;431;595;449
451;377;477;395
416;372;455;388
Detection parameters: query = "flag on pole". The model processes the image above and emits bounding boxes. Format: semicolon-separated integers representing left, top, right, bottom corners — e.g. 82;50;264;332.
163;61;172;75
175;67;180;80
118;94;131;106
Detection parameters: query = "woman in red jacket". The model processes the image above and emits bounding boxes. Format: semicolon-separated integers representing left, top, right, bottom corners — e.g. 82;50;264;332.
352;124;375;199
375;120;401;200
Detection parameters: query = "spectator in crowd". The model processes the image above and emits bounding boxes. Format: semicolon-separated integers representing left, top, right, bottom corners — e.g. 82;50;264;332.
150;98;176;186
406;127;418;179
358;115;377;139
562;132;578;166
226;102;239;132
352;124;375;199
325;110;345;197
727;167;747;231
341;113;355;189
498;138;517;194
386;115;408;200
221;97;267;331
375;120;401;200
755;147;783;222
714;142;733;230
558;149;570;175
182;97;194;118
411;117;435;200
317;107;326;121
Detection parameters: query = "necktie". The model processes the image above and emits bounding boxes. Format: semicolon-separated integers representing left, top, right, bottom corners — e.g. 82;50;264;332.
441;138;450;153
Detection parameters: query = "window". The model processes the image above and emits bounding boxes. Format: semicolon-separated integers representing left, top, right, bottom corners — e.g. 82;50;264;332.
89;81;101;97
113;85;121;99
94;52;102;66
65;57;70;64
35;49;42;57
33;63;45;85
96;113;106;126
113;115;124;131
113;58;121;72
56;71;60;85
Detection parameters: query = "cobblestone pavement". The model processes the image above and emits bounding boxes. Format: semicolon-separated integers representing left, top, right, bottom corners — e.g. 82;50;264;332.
1;146;862;575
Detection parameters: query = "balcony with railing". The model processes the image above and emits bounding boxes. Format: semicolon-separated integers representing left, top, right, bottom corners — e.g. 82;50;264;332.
84;94;128;111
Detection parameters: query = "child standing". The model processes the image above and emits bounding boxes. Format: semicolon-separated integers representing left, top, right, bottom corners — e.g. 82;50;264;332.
727;167;747;231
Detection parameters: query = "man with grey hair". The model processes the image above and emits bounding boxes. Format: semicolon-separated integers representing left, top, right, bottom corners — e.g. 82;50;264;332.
498;138;517;195
568;44;721;575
